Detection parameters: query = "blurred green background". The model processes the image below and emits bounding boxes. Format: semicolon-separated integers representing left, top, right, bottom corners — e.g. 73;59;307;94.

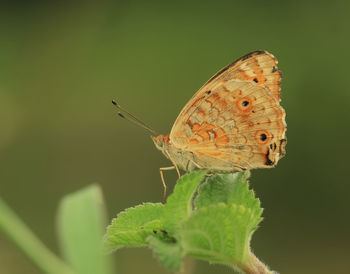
0;1;349;273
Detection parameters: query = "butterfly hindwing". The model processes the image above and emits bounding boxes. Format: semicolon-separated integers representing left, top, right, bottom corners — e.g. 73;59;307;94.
169;51;286;171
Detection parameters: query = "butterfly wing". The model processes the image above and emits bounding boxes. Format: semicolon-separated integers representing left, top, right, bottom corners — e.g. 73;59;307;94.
169;50;286;171
203;50;282;101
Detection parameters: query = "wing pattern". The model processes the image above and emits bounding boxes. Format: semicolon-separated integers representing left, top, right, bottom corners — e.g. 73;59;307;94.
169;51;286;171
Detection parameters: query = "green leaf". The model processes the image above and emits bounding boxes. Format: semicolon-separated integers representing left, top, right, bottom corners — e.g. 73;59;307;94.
103;170;271;273
195;172;262;228
180;203;262;269
161;170;208;235
57;184;113;274
104;203;164;253
148;236;182;272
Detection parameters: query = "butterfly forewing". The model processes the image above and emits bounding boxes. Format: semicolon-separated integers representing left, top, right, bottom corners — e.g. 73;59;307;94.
204;50;281;100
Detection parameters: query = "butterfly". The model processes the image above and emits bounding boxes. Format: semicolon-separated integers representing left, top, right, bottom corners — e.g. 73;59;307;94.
113;50;286;202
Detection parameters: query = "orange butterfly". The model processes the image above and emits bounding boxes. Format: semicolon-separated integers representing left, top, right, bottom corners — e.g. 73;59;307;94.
114;50;286;202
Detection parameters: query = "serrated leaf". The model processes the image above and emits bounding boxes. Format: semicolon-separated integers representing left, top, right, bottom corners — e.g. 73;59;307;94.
104;203;164;253
195;172;262;229
180;203;262;270
161;170;208;234
57;184;113;274
148;236;182;272
103;171;270;273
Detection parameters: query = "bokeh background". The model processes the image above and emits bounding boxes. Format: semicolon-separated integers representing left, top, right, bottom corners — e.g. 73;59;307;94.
1;1;349;273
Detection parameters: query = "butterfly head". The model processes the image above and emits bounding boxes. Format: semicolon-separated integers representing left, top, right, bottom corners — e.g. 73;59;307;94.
152;134;170;151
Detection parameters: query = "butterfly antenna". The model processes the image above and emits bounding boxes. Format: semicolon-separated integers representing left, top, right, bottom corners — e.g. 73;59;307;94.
112;100;158;135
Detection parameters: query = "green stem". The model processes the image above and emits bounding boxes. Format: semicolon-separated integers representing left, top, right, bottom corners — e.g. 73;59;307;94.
0;197;74;274
245;252;276;274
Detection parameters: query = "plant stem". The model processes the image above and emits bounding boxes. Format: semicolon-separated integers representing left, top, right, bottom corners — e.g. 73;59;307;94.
246;252;276;274
0;197;74;274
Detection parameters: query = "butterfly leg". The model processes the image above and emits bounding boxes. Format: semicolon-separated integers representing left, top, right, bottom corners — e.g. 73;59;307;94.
175;165;181;178
164;150;181;179
189;159;213;176
189;159;205;170
159;166;175;204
